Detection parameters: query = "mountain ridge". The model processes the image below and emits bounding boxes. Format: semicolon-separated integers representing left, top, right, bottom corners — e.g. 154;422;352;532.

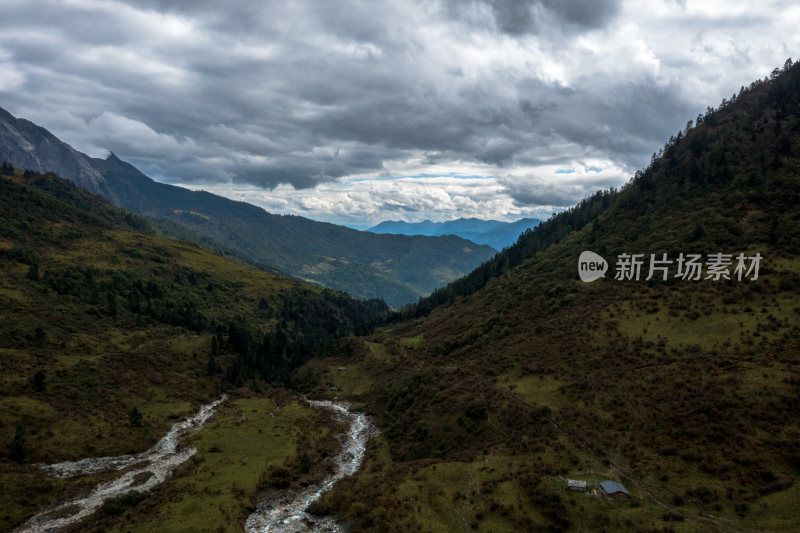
0;108;496;306
0;107;110;196
368;217;543;250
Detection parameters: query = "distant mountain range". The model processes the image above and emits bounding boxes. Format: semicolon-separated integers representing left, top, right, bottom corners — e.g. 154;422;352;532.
368;217;542;250
0;107;496;306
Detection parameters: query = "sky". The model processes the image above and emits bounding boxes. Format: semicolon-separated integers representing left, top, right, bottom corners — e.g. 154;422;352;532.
1;0;798;227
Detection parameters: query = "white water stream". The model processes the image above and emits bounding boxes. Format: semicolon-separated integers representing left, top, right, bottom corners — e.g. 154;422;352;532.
15;395;227;533
14;396;374;533
244;400;377;533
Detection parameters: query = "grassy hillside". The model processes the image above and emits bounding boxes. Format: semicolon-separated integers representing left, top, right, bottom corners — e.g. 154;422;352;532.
0;167;386;530
294;61;800;532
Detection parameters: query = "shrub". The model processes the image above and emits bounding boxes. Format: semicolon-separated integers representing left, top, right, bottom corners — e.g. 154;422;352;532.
128;407;143;427
10;425;27;462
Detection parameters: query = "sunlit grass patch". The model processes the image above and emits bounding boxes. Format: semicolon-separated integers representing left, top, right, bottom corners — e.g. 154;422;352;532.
744;484;800;531
101;397;318;533
399;335;423;347
503;374;566;410
325;363;371;397
366;341;391;361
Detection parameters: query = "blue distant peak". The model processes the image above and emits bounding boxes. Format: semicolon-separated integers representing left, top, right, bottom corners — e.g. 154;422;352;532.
367;217;542;251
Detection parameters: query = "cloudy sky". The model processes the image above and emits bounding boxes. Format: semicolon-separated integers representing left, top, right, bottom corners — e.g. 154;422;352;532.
1;0;798;227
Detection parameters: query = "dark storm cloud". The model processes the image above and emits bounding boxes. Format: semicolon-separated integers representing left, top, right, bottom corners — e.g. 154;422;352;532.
477;0;621;35
499;173;622;207
501;181;579;206
485;0;536;35
0;0;797;220
224;144;390;190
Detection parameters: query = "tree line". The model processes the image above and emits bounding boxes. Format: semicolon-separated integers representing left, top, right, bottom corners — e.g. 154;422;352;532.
396;57;799;320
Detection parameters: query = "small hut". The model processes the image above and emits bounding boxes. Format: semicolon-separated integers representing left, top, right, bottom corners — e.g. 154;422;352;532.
599;480;629;500
566;479;587;491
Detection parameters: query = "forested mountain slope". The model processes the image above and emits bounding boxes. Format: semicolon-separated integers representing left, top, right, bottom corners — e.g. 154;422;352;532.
0;166;387;530
0;109;496;306
296;60;800;532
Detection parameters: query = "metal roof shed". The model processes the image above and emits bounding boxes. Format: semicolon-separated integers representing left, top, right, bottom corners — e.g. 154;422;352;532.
599;480;630;500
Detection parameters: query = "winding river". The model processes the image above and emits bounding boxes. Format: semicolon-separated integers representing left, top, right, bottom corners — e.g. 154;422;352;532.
15;395;227;533
244;400;377;533
15;397;375;533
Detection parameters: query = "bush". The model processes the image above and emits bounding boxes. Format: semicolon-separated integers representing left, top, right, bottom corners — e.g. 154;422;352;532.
100;490;146;515
258;466;292;490
299;452;312;474
128;407;143;427
32;370;46;392
465;401;488;421
348;501;367;518
10;425;27;462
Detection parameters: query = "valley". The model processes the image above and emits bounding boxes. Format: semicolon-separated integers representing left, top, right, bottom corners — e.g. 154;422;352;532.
0;111;497;307
1;42;799;533
0;167;384;531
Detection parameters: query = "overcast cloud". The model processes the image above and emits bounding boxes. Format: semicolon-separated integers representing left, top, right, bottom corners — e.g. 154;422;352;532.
1;0;798;225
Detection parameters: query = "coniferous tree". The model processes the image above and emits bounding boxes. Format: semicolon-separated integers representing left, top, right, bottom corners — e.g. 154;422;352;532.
32;370;46;392
128;407;143;427
10;425;27;462
207;353;217;377
26;262;39;281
